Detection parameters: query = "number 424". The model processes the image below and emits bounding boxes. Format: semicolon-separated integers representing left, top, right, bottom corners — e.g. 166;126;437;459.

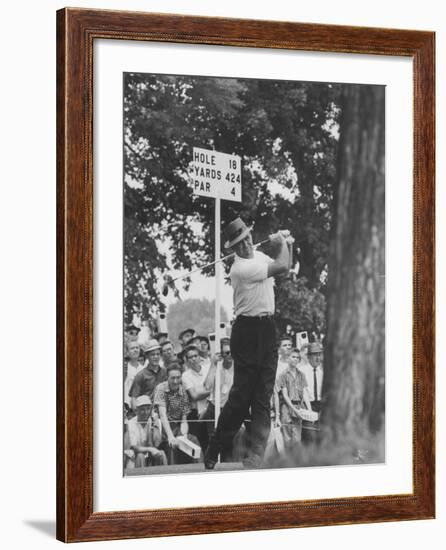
225;171;239;196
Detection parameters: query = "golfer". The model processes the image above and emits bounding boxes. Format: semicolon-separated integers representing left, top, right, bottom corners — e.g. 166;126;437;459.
205;217;290;469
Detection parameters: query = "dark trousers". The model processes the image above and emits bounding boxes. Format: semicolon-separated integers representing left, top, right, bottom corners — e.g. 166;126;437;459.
209;316;277;460
187;409;209;452
201;402;233;461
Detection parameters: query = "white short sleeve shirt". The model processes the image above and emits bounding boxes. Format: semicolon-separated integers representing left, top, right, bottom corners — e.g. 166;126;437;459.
182;367;209;415
230;250;274;317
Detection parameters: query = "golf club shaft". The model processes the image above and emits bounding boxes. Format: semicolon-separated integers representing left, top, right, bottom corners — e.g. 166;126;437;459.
166;236;271;286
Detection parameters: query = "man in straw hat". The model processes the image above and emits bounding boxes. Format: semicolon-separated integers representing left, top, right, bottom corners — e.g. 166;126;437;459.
129;339;167;408
204;217;291;469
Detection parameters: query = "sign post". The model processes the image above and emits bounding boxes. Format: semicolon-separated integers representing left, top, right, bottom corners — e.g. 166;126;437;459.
191;147;241;427
214;196;222;427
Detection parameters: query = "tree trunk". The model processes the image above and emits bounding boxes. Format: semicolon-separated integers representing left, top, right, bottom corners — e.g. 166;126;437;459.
322;85;385;448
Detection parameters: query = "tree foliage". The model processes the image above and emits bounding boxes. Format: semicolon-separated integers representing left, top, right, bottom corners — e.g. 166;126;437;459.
166;298;228;348
124;73;341;331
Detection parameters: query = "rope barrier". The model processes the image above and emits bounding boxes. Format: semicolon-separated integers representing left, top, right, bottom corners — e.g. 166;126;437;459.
130;418;317;427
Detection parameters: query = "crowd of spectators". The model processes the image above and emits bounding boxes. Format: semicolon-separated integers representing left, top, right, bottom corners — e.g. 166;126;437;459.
123;324;323;471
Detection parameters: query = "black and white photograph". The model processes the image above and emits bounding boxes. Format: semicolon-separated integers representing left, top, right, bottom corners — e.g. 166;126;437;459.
2;0;441;547
122;72;385;476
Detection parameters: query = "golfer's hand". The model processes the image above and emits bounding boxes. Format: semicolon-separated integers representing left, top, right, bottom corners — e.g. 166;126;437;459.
269;231;286;246
274;417;282;428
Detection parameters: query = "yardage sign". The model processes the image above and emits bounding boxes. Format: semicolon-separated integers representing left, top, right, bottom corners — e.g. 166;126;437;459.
190;147;242;202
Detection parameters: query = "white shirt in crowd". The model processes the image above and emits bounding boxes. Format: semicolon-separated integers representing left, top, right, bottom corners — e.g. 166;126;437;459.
275;358;289;382
126;415;150;447
124;361;144;407
207;362;234;408
299;360;324;402
230;250;274;317
182;365;210;415
200;356;211;374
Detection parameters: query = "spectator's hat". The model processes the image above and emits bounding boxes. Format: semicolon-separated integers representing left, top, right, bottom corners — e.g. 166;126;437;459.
307;342;323;354
155;332;168;341
223;217;252;249
135;395;151;407
143;339;161;354
186;335;201;346
179;328;195;341
126;324;140;334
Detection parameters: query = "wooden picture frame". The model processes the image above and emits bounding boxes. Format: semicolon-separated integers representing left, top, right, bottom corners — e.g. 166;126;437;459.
56;7;435;543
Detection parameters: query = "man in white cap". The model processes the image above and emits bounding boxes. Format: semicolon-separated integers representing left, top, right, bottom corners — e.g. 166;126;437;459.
205;217;291;469
124;395;167;469
129;339;167;408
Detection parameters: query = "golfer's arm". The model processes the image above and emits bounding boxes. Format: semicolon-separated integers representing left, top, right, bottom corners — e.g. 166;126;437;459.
267;238;290;277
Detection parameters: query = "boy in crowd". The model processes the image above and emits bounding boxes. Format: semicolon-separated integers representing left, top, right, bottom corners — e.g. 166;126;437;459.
160;339;178;369
178;328;195;349
276;348;312;449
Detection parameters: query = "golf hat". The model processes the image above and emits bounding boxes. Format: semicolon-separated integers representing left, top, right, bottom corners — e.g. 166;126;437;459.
223;217;252;249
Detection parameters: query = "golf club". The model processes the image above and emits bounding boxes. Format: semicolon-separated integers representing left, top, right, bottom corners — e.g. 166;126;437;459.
161;231;295;296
